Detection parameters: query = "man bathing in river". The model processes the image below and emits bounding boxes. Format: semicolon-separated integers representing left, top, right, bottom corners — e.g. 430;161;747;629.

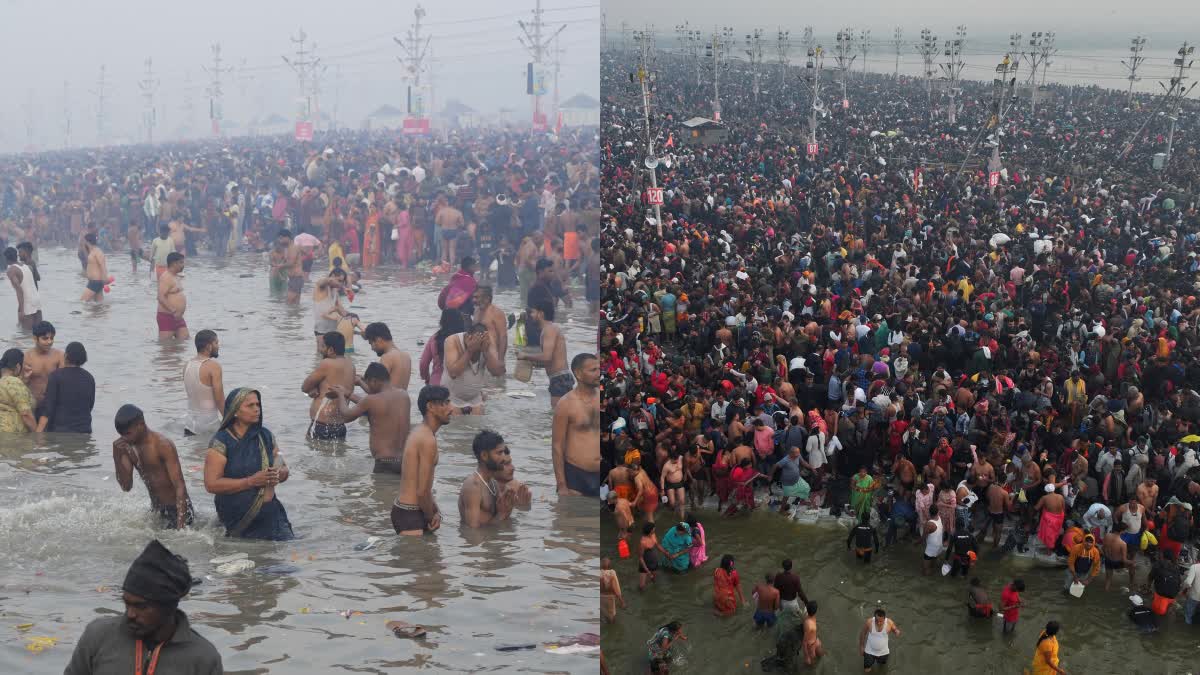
24;320;64;416
331;363;412;474
273;229;304;305
156;253;188;340
392;385;453;536
518;297;571;408
458;430;516;528
362;322;412;389
301;331;356;440
472;285;508;373
552;352;602;496
443;322;505;414
112;405;193;529
81;232;109;303
184;329;224;436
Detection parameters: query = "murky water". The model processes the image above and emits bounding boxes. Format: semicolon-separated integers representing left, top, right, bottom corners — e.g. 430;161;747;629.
0;248;599;674
601;505;1198;674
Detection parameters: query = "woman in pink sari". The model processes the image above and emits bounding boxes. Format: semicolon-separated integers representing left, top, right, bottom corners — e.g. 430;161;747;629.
394;207;414;267
686;515;707;568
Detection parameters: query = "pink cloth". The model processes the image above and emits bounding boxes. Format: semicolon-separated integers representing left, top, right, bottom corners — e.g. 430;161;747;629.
1037;509;1066;551
394;210;413;265
419;332;444;386
689;523;708;568
439;269;478;311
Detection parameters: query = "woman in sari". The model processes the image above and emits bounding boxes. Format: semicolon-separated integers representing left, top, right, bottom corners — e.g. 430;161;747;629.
660;522;693;573
712;554;745;616
395;206;414;267
686;515;708;568
361;204;381;270
0;349;37;433
203;388;294;540
850;466;879;521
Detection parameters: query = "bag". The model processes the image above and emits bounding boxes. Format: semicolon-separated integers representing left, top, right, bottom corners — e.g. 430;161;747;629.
1167;514;1190;542
1155;567;1182;597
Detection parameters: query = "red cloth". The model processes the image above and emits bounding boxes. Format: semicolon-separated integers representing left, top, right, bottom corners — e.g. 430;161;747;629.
438;270;478;310
1001;585;1021;622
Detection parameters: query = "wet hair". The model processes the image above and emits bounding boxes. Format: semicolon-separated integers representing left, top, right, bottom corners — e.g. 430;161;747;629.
166;252;184;266
84;233;98;245
528;296;554;317
460;256;476;269
806;600;818;615
32;321;55;338
195;329;218;353
64;342;87;366
782;559;793;571
329;267;348;280
363;322;391;342
16;241;34;254
475;285;493;301
535;257;554;272
158;226;170;238
1037;621;1060;645
417;385;450;416
1012;578;1026;591
363;362;389;382
323;331;346;355
642;522;656;535
874;608;887;618
720;554;735;571
571;352;597;373
3;247;16;263
435;309;467;357
0;348;24;372
471;429;505;460
467;322;488;335
114;404;145;435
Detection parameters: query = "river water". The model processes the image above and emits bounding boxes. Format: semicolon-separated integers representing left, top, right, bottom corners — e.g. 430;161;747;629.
600;504;1198;674
0;248;599;674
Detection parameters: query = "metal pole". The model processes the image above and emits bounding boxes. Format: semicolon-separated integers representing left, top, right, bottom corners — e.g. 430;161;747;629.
635;30;662;237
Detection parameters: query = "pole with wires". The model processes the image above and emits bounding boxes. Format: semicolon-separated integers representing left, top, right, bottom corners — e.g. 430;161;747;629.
746;28;764;105
915;28;938;122
940;25;966;125
776;28;790;89
706;27;732;121
833;28;856;108
804;42;825;149
138;58;160;144
1163;42;1196;169
858;29;870;78
632;27;662;237
892;27;902;78
1122;35;1148;104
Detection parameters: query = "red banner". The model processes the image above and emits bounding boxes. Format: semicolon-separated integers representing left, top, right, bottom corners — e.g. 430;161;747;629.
294;121;313;141
647;187;664;206
402;118;431;135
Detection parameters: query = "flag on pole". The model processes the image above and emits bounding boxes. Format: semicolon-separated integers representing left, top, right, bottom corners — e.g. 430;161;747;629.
665;133;675;148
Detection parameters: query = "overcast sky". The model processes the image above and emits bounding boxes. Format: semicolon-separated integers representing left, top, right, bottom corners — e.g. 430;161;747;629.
0;0;598;152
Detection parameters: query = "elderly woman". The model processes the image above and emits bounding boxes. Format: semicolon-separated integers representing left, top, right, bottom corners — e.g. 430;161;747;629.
0;349;37;433
203;388;294;540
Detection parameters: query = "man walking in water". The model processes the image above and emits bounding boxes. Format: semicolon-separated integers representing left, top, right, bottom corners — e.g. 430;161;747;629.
312;268;349;352
331;363;412;474
81;232;108;303
301;331;357;440
156;252;188;340
363;322;412;389
518;298;571;408
5;246;42;328
274;229;304;305
443;322;506;415
551;354;601;496
393;385;453;535
149;225;175;279
112;405;194;529
458;429;516;528
25;320;64;415
183;329;224;436
472;286;509;373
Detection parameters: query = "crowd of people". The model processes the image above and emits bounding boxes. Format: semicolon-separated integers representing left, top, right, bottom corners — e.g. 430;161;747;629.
599;43;1200;673
1;125;603;672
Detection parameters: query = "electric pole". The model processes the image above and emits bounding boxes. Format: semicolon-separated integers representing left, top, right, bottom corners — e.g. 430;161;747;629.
396;5;431;122
915;28;939;121
138;58;160;144
22;89;34;152
1122;35;1148;104
801;26;814;52
745;28;764;104
1024;31;1055;114
676;23;702;87
203;43;233;136
833;28;856;108
92;65;108;146
978;52;1021;190
705;27;733;121
804;43;826;147
1162;42;1196;168
601;11;607;50
940;25;966;125
632;28;662;237
61;81;72;149
518;0;566;133
552;32;564;130
893;27;903;78
283;29;320;124
776;28;791;89
182;71;197;138
858;29;871;77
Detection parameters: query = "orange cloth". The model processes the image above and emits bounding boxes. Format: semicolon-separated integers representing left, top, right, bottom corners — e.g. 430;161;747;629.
563;230;579;260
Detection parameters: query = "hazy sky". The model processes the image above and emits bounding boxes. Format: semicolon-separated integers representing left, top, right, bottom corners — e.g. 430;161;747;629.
0;0;599;151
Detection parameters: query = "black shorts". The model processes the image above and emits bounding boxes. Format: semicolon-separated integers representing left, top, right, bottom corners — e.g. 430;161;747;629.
549;372;575;398
312;421;347;440
864;653;889;668
373;457;404;475
287;276;304;294
989;511;1006;525
157;500;196;529
1103;556;1125;570
665;480;686;491
86;279;104;293
923;553;938;561
391;502;430;533
565;462;601;496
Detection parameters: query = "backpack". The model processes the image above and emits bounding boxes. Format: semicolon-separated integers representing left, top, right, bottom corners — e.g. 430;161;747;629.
1155;565;1182;597
1167;512;1191;542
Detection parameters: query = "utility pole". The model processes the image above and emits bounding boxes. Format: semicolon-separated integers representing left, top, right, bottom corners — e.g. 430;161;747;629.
915;28;939;121
776;28;791;89
858;29;871;77
22;89;34;152
676;23;702;87
61;81;72;149
138;58;160;144
620;22;630;53
745;28;764;104
396;5;431;123
283;29;320;124
332;65;343;130
940;25;966;125
979;52;1021;190
1162;42;1196;168
801;26;814;52
311;63;328;131
182;71;197;138
804;43;826;148
518;0;566;133
203;43;233;136
91;65;108;146
705;27;733;121
601;12;607;50
1024;31;1055;114
833;28;856;108
893;27;903;78
551;33;565;130
632;28;662;237
1122;35;1148;104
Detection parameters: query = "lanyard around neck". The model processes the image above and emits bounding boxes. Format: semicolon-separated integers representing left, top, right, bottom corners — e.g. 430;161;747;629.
135;639;163;675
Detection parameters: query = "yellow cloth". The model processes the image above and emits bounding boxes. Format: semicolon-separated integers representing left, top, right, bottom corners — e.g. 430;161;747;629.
0;375;34;433
1065;379;1087;404
1030;636;1059;675
328;242;346;271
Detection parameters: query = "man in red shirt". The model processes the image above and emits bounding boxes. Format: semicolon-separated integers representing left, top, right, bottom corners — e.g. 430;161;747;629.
1000;578;1025;634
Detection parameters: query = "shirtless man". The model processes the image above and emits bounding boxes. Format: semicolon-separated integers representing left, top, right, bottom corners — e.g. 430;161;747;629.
496;456;533;509
516;232;540;305
168;216;205;254
660;450;687;520
1033;485;1067;551
893;454;917;498
392;385;453;536
551;353;601;496
127;221;143;273
970;446;996;489
458;430;516;528
332;363;411;474
984;481;1010;548
268;238;289;293
600;557;626;624
362;322;412;389
685;444;709;509
802;601;825;665
112;405;193;529
1114;494;1146;564
300;331;357;440
80;232;108;302
1136;477;1159;515
276;230;305;305
24;321;64;413
472;285;508;373
1103;522;1136;591
608;491;635;547
519;298;571;408
752;574;781;629
156;253;188;340
435;196;465;266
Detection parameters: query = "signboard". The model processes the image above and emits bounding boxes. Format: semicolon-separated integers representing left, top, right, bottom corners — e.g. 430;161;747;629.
647;187;664;205
294;121;314;142
526;63;550;96
988;171;1000;188
531;111;548;133
842;98;849;109
806;142;818;157
402;118;431;135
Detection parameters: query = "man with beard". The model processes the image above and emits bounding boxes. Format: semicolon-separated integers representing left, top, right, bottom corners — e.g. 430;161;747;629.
362;322;412;389
63;540;221;674
184;330;225;436
331;363;412;474
552;353;601;496
458;429;516;527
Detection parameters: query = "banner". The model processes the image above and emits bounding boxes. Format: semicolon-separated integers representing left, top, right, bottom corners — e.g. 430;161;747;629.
526;63;550;96
647;187;664;205
806;142;818;157
402;118;431;135
295;121;313;141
